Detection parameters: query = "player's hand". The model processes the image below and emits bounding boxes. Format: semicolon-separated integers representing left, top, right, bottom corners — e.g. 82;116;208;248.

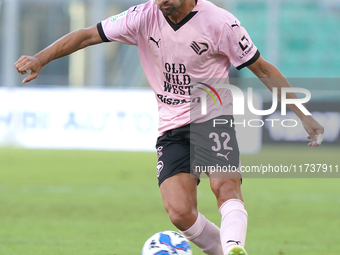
14;55;43;84
301;115;324;147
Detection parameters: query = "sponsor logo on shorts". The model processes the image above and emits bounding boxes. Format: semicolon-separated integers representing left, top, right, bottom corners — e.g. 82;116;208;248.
157;161;164;177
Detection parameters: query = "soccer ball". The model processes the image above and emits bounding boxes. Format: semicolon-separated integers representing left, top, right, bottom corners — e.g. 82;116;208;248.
141;230;192;255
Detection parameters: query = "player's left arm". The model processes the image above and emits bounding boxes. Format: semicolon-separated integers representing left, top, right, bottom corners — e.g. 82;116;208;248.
247;55;324;146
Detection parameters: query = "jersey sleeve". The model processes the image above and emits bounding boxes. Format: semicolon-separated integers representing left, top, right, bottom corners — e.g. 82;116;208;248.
97;5;143;46
218;19;260;70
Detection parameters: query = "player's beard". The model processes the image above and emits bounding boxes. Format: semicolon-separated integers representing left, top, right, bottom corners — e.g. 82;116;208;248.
157;0;184;16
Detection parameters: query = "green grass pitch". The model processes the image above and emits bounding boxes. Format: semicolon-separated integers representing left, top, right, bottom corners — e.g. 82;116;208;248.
0;145;339;255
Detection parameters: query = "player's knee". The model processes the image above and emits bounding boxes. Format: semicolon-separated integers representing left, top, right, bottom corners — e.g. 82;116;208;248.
211;178;243;206
166;204;197;231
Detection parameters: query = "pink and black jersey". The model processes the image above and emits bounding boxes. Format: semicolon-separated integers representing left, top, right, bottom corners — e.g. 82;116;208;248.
97;0;260;135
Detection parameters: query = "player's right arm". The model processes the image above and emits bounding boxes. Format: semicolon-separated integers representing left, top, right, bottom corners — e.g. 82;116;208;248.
14;25;103;84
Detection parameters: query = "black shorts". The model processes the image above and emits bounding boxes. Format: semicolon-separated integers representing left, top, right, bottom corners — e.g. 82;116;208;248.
155;115;241;186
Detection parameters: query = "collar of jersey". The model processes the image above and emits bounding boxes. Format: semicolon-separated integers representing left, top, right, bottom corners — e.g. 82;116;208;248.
164;0;200;31
164;11;198;31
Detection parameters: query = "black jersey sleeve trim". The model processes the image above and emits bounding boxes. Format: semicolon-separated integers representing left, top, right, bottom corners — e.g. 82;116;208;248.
236;50;261;70
97;22;110;42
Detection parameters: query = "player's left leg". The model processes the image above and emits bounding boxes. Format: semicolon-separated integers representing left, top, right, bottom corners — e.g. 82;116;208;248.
210;177;248;255
190;115;248;255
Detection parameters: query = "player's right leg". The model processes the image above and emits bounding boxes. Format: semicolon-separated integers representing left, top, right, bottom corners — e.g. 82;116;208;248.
159;172;198;231
160;173;223;255
156;126;223;255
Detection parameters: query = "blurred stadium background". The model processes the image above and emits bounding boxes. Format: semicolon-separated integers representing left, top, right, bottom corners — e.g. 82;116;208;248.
1;0;340;87
0;0;340;254
0;0;339;150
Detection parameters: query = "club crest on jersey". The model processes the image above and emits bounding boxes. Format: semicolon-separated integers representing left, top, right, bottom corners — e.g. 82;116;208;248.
190;41;209;55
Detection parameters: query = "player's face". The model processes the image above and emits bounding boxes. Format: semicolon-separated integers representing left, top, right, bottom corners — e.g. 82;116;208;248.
156;0;185;16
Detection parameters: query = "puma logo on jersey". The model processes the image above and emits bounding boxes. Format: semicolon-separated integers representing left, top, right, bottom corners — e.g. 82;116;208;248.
190;41;209;55
231;22;239;28
150;37;161;48
132;6;138;12
217;152;230;160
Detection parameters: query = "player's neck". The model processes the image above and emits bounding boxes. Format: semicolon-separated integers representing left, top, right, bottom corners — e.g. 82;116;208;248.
168;0;196;24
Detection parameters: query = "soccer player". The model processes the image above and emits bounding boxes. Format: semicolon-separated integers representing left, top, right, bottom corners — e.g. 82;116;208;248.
14;0;324;254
